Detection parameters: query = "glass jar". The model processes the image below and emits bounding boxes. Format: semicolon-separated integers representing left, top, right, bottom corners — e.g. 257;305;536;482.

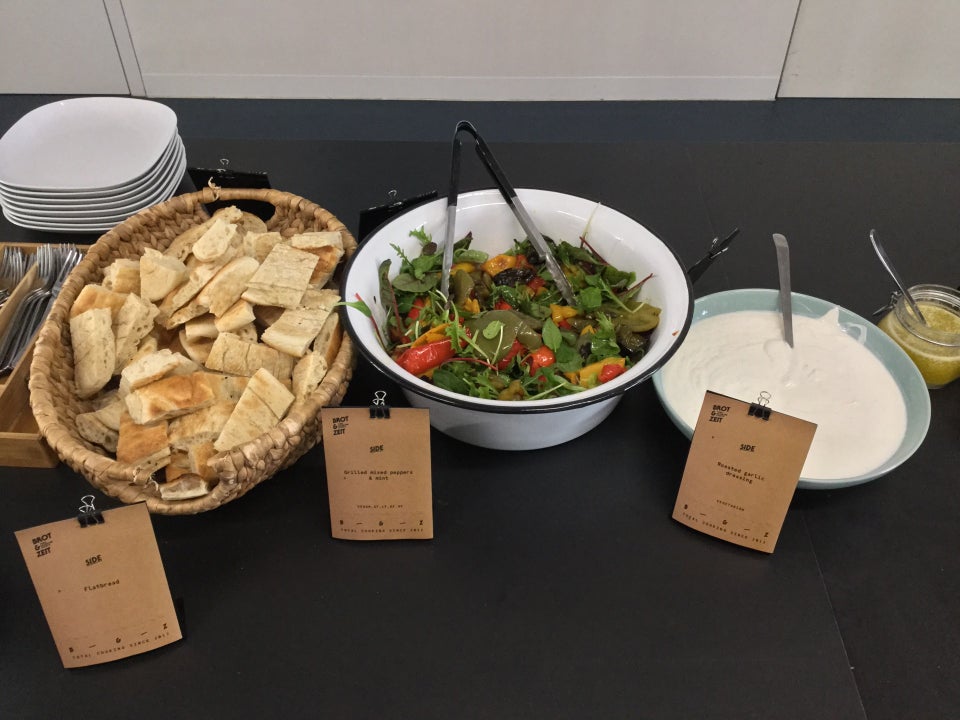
878;284;960;389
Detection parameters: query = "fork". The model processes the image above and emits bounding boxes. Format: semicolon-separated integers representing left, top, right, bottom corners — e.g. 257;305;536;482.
0;245;58;375
0;247;27;309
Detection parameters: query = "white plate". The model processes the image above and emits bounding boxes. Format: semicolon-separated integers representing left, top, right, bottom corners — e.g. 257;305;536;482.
0;138;185;216
0;97;177;191
1;153;185;232
1;145;185;224
0;132;180;202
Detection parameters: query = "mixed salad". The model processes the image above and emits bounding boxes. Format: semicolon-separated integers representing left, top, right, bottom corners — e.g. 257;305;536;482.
355;228;661;401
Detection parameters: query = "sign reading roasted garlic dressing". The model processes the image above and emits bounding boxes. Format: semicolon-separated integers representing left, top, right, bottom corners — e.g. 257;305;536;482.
15;501;181;668
673;391;816;553
320;401;433;540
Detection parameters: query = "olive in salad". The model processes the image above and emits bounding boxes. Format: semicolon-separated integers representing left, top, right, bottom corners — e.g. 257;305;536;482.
357;228;661;401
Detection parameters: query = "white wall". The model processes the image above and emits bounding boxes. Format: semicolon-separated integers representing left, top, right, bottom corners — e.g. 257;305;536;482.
0;0;129;94
119;0;800;100
778;0;960;98
1;0;958;100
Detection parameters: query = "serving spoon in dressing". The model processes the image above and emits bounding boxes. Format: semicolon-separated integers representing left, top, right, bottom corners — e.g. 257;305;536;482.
869;229;927;325
772;233;794;347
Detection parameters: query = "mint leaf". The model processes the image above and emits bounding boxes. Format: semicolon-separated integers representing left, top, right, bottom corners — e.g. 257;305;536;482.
482;320;504;340
541;318;562;352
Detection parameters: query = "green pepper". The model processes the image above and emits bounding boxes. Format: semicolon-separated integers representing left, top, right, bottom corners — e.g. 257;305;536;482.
451;269;475;307
465;309;543;363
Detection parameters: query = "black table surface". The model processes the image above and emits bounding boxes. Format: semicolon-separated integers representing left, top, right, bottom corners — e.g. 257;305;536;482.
1;98;958;720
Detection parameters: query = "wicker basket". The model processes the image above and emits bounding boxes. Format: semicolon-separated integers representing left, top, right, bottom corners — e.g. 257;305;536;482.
29;187;357;514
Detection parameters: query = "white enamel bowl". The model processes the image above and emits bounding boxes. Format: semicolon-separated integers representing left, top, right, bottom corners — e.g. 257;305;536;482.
652;289;931;489
341;188;693;450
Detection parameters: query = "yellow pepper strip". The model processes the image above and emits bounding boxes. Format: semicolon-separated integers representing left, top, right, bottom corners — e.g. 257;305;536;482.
461;297;480;314
579;324;595;336
481;253;518;277
450;262;476;274
550;303;579;325
411;323;450;347
564;371;579;384
577;357;626;388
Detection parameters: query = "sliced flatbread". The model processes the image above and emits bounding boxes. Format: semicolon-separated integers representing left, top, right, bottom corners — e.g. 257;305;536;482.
196;255;260;316
124;370;218;425
102;258;141;294
114;292;160;372
204;332;294;383
241;244;318;308
214;368;295;452
70;307;116;398
140;247;188;302
291;231;344;287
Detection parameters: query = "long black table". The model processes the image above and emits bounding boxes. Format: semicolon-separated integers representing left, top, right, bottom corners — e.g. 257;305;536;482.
1;98;958;720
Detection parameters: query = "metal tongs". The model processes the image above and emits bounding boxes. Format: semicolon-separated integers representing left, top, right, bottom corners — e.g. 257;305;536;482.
439;121;576;305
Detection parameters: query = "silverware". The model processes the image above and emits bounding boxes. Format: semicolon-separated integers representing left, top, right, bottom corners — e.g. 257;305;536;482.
0;244;82;375
772;233;794;347
439;133;463;305
0;246;29;309
442;121;577;306
869;229;927;325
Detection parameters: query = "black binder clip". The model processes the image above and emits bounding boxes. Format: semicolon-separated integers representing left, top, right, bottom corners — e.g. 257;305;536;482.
358;189;438;243
77;495;104;527
748;391;772;421
188;158;273;220
369;390;391;419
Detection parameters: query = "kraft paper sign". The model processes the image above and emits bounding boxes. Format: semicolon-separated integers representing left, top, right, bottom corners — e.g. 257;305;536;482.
321;406;433;540
673;391;817;553
15;501;181;668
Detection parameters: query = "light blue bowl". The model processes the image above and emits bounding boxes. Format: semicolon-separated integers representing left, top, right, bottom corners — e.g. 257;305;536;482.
652;288;931;489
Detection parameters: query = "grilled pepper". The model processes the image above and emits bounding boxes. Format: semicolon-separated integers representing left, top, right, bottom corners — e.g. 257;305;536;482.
396;339;455;376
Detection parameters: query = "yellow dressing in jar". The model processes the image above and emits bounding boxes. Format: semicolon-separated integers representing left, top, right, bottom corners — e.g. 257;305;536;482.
878;284;960;389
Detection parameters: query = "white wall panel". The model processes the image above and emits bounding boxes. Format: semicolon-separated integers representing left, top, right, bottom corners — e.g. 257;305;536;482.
121;0;800;100
779;0;960;98
0;0;128;94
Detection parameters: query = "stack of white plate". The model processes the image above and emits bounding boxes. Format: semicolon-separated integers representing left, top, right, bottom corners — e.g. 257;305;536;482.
0;97;186;233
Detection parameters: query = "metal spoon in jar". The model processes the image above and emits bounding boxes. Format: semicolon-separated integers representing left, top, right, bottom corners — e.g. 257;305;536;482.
869;229;927;325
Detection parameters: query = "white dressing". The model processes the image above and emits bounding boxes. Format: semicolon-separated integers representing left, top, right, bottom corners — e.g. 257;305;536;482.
661;308;907;479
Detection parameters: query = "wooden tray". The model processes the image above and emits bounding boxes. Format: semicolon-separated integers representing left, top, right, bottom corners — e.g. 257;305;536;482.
0;242;79;468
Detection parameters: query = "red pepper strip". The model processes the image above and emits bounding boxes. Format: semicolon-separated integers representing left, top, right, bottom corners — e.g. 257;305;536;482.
496;339;524;370
396;339;456;376
494;300;513;311
526;276;546;293
526;346;555;374
598;362;626;384
407;296;427;321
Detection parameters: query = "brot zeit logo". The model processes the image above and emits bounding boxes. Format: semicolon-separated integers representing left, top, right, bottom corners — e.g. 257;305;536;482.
32;531;53;558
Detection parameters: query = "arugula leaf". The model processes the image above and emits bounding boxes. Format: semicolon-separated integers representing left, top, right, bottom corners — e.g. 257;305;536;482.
587;313;621;362
602;265;635;289
393;272;439;293
339;298;372;317
577;286;603;313
432;367;470;395
554;342;582;372
410;253;440;279
410;227;431;244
